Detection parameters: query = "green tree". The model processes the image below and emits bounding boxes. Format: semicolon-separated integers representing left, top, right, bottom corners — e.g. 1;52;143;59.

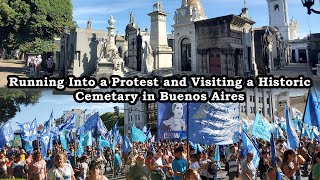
100;112;124;130
0;89;41;123
0;0;74;53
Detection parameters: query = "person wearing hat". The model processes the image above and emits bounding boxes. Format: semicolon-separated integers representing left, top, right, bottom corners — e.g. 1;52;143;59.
172;147;188;180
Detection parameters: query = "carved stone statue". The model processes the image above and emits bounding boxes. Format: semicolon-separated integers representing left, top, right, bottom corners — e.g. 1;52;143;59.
192;7;197;20
174;11;178;24
108;16;115;28
143;41;154;73
99;38;108;59
110;49;123;71
153;2;163;12
182;0;188;7
130;12;134;24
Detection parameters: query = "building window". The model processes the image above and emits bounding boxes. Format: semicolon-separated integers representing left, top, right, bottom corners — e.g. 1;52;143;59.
130;116;132;122
274;4;279;11
267;108;270;115
267;98;270;104
250;107;253;113
250;96;252;102
258;97;261;103
253;96;255;102
138;114;140;121
135;115;137;121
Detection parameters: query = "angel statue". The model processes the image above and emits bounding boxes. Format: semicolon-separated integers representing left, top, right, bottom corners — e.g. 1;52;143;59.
143;41;154;73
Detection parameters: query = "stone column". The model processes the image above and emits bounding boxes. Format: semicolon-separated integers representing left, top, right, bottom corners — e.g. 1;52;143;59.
148;3;173;69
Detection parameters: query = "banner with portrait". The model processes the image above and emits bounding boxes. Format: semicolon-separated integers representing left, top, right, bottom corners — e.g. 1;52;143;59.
157;102;187;140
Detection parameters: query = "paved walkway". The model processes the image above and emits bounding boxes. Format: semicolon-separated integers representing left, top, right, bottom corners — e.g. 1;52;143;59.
0;59;28;87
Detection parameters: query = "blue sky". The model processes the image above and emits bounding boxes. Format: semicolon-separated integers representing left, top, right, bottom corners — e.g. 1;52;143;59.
71;0;320;38
9;90;123;130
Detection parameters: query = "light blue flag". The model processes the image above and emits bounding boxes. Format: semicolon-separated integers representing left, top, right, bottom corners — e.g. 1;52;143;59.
76;133;85;157
99;135;110;149
112;122;118;136
0;121;14;143
252;113;272;141
188;103;241;145
197;144;204;153
83;131;92;147
142;126;148;134
242;131;260;168
131;126;147;143
76;142;84;158
146;128;152;140
121;136;132;155
60;130;71;153
76;112;100;135
285;104;299;150
214;145;221;168
303;87;320;129
110;139;116;152
40;132;51;158
44;110;54;129
150;142;156;154
67;131;74;143
59;114;75;131
117;134;123;144
97;117;108;137
24;141;33;153
189;141;197;153
17;119;38;141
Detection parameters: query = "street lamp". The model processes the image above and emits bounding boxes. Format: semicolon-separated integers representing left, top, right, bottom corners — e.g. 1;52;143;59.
301;0;320;14
63;26;69;77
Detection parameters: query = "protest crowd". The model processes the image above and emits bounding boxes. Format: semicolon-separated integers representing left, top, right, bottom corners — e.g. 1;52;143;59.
0;103;319;180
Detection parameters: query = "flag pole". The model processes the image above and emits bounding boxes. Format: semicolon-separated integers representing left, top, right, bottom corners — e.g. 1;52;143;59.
300;88;311;140
186;102;189;165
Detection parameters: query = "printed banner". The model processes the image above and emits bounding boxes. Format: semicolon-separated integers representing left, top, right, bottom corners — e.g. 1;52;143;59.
188;102;241;145
157;102;187;140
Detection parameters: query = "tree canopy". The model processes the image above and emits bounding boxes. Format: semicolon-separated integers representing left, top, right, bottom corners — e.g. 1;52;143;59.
0;0;74;53
0;89;41;123
100;112;124;130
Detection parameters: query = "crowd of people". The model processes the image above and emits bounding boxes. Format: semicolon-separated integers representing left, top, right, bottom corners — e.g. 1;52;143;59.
28;55;55;77
0;135;319;180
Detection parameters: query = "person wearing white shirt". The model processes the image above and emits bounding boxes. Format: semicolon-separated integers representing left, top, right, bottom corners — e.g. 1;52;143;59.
47;152;76;180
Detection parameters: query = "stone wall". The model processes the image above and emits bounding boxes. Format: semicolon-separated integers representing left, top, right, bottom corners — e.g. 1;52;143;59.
69;28;108;77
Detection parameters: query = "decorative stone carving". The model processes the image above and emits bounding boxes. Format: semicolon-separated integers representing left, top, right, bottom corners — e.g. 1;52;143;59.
108;16;115;28
182;0;188;7
192;7;197;21
143;41;154;73
153;2;163;12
